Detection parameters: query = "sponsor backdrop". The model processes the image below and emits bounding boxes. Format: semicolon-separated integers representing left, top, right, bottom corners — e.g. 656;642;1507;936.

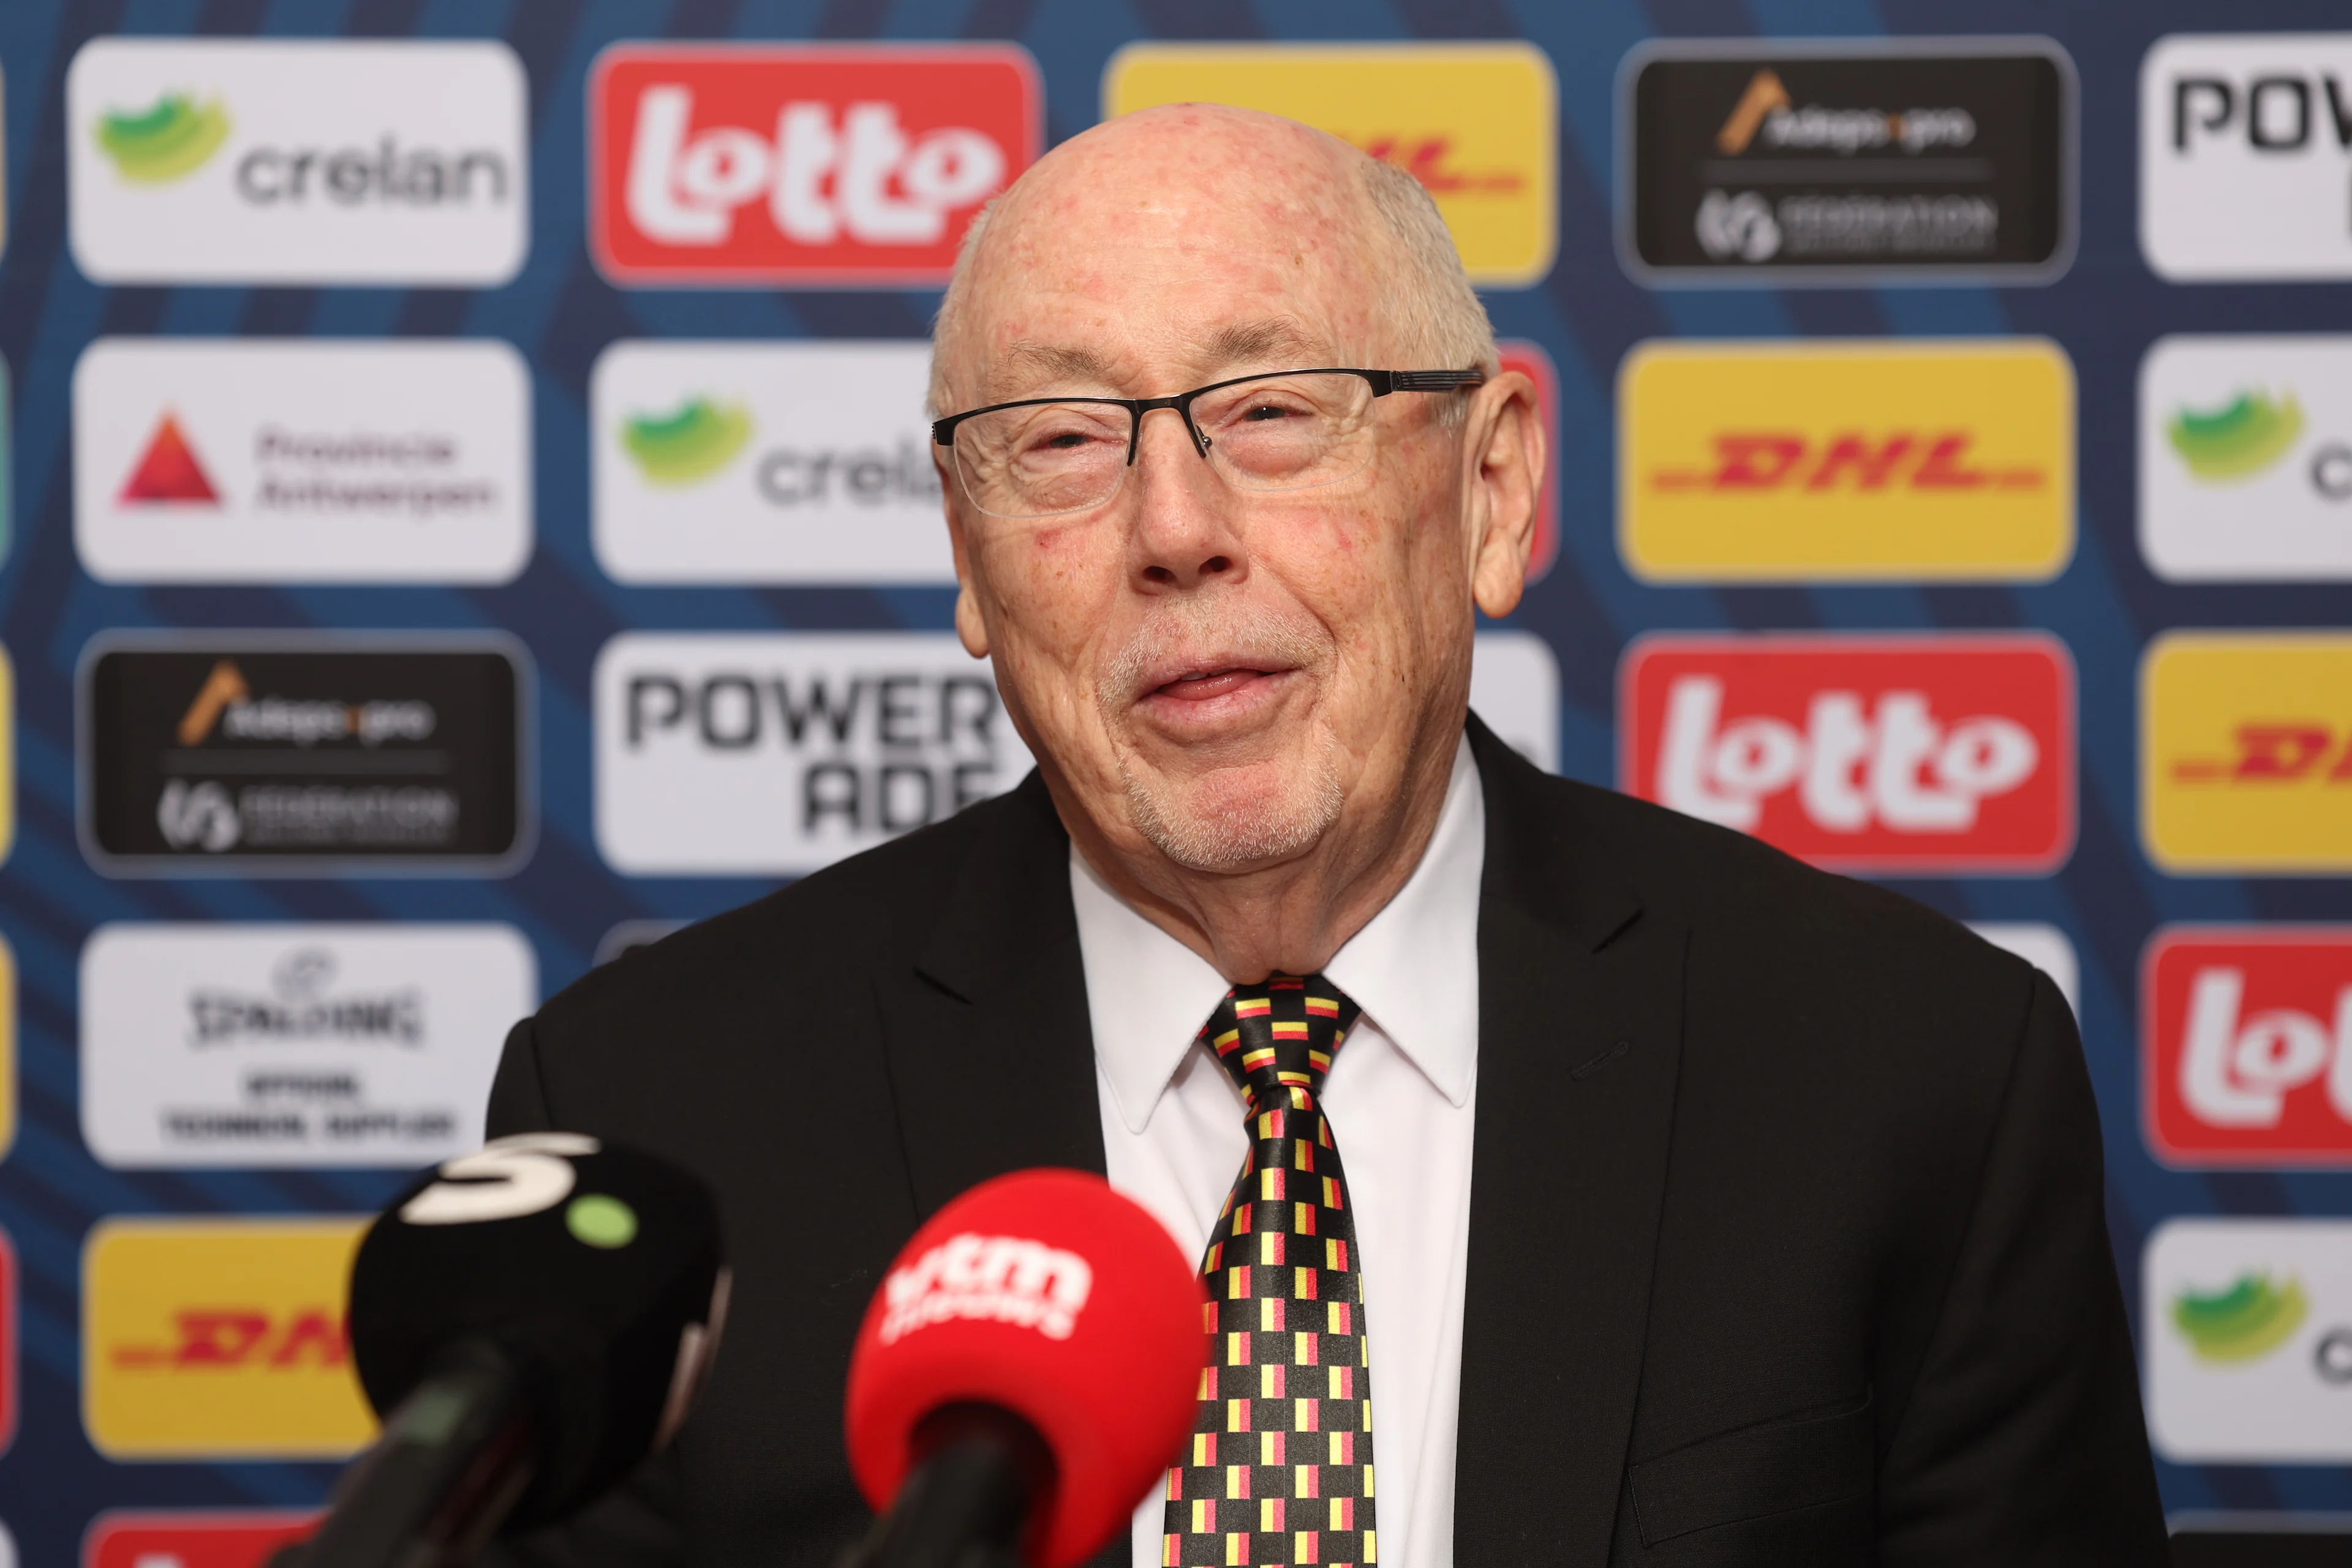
0;0;2339;1559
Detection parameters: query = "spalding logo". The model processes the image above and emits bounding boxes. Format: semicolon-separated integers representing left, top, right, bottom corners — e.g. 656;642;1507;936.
880;1232;1092;1344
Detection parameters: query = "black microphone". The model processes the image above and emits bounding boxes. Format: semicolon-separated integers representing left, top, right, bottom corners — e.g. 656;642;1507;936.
281;1132;727;1568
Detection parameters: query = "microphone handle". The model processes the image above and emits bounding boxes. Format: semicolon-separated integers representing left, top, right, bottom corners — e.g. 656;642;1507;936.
843;1403;1054;1568
284;1336;539;1568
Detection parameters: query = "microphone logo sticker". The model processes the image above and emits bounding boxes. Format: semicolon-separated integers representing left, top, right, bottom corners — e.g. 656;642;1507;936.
880;1233;1093;1344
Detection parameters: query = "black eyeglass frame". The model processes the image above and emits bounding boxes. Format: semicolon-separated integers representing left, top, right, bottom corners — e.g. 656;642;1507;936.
929;368;1489;465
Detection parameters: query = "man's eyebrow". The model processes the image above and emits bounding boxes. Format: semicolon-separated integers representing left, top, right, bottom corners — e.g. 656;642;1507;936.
984;343;1122;401
1204;318;1330;370
976;319;1337;403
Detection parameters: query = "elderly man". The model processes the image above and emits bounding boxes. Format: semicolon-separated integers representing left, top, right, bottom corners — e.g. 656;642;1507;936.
489;107;2166;1567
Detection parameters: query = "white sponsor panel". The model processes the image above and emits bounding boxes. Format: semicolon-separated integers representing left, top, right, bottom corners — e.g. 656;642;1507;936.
1967;921;2081;1021
597;632;1033;876
2140;335;2352;581
2141;34;2352;281
1468;629;1559;773
80;924;535;1168
74;337;531;584
68;37;526;285
2145;1218;2352;1461
591;340;949;584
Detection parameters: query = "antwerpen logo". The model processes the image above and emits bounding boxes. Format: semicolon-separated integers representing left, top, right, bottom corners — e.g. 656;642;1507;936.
121;413;221;505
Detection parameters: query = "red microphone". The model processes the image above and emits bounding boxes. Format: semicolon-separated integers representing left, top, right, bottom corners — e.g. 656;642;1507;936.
843;1169;1208;1568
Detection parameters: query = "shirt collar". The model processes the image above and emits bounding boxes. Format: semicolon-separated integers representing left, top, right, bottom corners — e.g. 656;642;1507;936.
1074;735;1486;1133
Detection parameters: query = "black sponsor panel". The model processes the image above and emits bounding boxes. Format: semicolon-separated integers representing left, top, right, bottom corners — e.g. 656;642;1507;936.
83;639;526;872
1625;42;2073;282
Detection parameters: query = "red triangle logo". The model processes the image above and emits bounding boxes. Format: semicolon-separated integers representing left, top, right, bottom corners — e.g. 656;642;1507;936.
120;413;220;504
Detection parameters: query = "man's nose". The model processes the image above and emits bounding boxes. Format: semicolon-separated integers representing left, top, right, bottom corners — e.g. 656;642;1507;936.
1126;407;1245;591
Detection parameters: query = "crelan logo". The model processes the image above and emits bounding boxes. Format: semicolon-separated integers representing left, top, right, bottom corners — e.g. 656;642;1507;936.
2168;389;2304;481
621;396;752;486
2173;1271;2307;1364
95;93;231;183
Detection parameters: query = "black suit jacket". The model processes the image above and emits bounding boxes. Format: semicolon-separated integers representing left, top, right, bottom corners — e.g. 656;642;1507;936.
483;717;2167;1567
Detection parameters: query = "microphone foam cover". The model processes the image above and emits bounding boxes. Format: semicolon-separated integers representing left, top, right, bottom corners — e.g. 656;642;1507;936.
845;1169;1208;1568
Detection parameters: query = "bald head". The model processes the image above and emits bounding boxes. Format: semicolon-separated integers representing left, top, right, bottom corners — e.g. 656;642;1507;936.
929;104;1493;415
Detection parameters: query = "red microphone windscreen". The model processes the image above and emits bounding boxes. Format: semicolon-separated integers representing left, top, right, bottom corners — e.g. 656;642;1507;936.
845;1169;1208;1568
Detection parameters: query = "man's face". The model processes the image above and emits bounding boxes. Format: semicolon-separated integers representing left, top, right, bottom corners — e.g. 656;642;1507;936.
937;110;1518;878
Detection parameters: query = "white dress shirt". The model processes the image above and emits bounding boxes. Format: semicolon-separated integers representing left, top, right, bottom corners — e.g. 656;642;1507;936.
1072;736;1484;1568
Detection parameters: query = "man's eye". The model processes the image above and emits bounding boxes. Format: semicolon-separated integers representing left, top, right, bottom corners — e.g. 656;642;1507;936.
1042;431;1091;449
1242;401;1301;422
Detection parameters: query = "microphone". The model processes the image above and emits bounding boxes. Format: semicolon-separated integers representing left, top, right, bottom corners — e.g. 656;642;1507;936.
282;1133;728;1568
842;1169;1208;1568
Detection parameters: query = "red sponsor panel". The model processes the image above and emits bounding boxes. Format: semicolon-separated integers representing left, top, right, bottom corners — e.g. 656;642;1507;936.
589;43;1041;285
2144;927;2352;1167
85;1510;318;1568
1494;340;1558;584
1618;633;2075;873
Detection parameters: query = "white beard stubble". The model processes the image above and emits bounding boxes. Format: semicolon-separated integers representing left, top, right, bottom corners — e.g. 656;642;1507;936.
1098;601;1348;873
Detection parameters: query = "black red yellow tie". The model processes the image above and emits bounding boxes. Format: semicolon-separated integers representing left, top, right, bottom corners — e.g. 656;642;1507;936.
1163;974;1375;1568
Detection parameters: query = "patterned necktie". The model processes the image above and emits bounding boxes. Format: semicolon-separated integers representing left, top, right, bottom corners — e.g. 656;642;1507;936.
1164;974;1376;1568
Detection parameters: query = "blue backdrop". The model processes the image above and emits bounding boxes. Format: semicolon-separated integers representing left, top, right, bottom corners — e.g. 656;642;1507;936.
0;0;2345;1561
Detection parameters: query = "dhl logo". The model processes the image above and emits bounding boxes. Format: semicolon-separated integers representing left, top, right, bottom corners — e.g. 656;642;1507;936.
1649;430;2044;492
2144;634;2352;872
1102;43;1557;285
110;1307;347;1369
84;1218;375;1459
1619;340;2074;582
1352;135;1524;194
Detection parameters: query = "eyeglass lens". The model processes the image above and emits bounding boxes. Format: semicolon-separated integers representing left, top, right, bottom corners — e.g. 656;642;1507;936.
951;372;1381;520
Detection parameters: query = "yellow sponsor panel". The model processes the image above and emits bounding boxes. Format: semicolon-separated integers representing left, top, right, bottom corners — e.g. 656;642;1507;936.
1619;339;2075;582
2144;633;2352;873
84;1216;375;1458
1102;43;1556;285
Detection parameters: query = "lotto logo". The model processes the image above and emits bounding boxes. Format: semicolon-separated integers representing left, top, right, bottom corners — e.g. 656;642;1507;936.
84;1510;318;1568
590;44;1039;285
2143;632;2352;871
880;1233;1093;1345
1620;634;2075;873
2147;929;2352;1166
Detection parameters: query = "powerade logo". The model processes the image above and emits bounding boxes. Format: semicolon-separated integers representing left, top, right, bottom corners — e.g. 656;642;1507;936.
2174;1272;2308;1363
2141;34;2352;281
2168;389;2304;480
68;39;528;285
880;1233;1093;1345
622;397;752;486
93;93;230;183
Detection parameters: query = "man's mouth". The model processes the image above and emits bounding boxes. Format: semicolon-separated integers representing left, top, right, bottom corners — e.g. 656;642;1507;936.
1151;667;1281;703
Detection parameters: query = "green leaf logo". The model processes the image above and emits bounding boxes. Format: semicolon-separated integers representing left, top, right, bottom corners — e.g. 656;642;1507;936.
2173;1272;2308;1364
2167;390;2305;482
621;397;753;486
95;93;232;184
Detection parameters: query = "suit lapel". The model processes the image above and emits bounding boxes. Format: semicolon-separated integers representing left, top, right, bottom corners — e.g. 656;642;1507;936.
1455;719;1686;1567
880;771;1109;1220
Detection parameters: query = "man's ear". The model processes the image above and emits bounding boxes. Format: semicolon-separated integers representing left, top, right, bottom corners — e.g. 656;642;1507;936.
1463;369;1544;620
940;456;992;659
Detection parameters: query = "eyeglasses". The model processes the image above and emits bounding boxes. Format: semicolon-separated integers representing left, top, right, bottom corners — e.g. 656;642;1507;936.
931;368;1487;521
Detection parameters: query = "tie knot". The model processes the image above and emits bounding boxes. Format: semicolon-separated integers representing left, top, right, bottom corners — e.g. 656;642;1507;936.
1199;973;1362;1112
